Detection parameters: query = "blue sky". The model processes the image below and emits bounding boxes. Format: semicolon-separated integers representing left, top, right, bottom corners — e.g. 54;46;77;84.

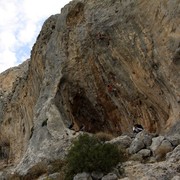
0;0;71;72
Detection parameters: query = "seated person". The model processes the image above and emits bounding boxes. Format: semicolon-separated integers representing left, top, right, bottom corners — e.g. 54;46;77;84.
133;124;144;133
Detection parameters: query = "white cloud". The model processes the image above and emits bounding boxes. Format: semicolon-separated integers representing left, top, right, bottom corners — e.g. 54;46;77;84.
0;50;17;72
17;21;37;44
0;31;17;50
0;0;71;73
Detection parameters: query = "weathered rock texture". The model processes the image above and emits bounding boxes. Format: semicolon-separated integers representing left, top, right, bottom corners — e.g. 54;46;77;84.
123;145;180;180
0;0;180;175
0;61;29;164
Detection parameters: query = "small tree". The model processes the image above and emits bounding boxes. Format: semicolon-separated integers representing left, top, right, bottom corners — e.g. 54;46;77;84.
65;134;121;179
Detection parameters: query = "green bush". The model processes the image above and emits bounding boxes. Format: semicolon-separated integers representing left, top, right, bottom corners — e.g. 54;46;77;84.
65;134;121;179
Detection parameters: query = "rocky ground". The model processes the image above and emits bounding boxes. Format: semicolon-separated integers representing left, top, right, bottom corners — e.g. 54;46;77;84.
1;129;179;180
70;130;180;180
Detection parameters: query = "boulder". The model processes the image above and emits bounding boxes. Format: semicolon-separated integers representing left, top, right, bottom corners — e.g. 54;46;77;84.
129;138;145;154
166;134;180;147
101;173;118;180
166;145;180;162
48;173;61;179
73;172;92;180
91;171;104;180
108;135;132;148
137;149;151;158
150;136;165;153
161;139;173;150
154;139;173;160
129;131;154;155
136;131;153;148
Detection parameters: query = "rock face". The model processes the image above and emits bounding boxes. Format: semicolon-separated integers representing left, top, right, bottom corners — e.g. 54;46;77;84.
0;0;179;175
0;60;29;163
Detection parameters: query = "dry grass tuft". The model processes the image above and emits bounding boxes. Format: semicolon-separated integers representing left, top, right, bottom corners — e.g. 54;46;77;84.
47;159;67;174
8;162;47;180
95;132;115;142
8;159;67;180
7;173;21;180
24;162;47;179
155;146;173;161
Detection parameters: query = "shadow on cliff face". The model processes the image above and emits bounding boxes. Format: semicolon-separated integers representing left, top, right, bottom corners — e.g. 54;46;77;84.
54;79;105;133
0;134;10;165
70;91;103;133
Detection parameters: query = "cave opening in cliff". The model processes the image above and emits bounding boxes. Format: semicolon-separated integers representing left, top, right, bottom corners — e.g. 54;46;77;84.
54;78;107;133
70;92;104;133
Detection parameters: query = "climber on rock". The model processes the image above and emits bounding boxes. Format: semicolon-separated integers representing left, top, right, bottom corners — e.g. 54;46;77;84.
107;83;118;97
107;84;113;93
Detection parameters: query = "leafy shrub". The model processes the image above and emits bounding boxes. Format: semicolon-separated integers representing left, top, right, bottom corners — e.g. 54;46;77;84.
65;134;121;179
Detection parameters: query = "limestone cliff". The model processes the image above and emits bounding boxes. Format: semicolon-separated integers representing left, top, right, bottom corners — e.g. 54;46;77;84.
0;0;179;174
